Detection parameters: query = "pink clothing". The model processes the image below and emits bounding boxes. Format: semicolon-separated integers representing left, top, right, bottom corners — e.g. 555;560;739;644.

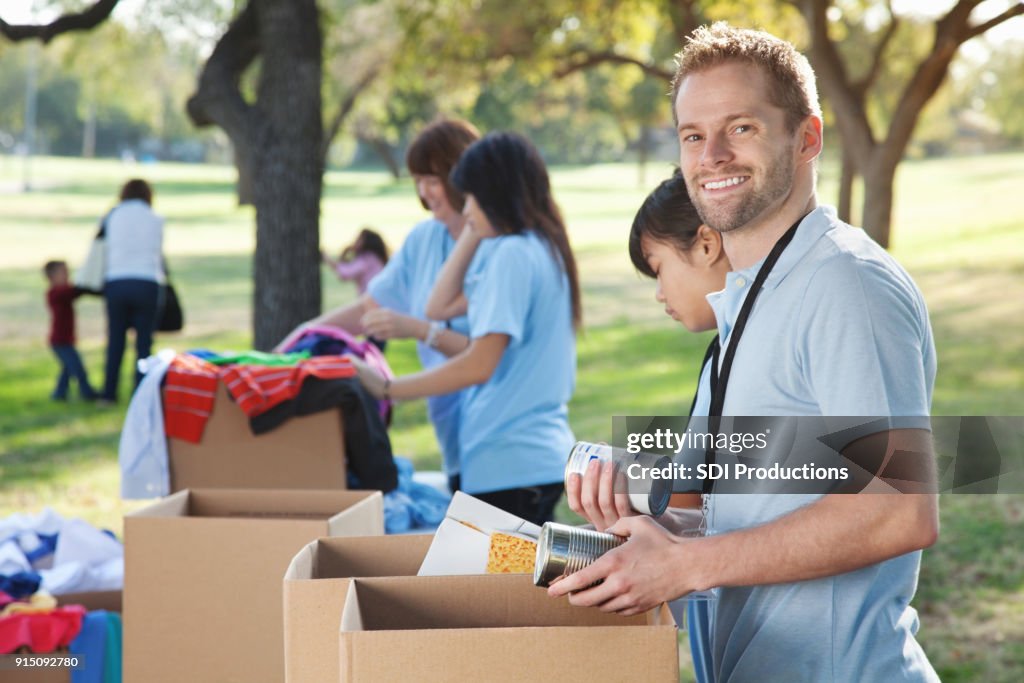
333;252;384;294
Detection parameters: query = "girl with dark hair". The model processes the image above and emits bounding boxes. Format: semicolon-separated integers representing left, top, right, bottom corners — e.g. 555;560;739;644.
627;169;729;334
349;132;580;525
277;118;489;481
322;227;390;295
622;170;729;683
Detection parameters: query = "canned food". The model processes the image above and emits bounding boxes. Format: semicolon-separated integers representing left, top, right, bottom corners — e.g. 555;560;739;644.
565;441;673;516
533;522;626;587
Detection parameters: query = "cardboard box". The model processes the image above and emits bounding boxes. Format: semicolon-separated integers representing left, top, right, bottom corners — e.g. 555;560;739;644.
5;591;123;683
167;384;349;491
283;534;433;683
124;488;383;683
338;574;679;682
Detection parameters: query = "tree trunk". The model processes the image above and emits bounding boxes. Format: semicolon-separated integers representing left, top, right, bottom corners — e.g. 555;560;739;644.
636;124;650;189
861;156;896;249
234;144;255;206
837;146;856;224
364;135;401;179
81;100;96;158
250;0;323;350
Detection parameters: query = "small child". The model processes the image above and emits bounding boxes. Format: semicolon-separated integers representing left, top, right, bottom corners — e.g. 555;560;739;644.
321;228;389;295
43;260;98;401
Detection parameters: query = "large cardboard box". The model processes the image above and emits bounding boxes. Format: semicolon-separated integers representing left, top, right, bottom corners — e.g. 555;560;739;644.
124;488;383;683
338;574;679;682
283;534;432;683
167;384;349;491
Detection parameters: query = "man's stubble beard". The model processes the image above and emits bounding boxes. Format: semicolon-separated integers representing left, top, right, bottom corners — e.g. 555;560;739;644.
689;148;795;234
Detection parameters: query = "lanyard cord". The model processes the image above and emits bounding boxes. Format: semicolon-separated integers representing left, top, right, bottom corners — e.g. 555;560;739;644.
688;335;720;417
703;214;806;493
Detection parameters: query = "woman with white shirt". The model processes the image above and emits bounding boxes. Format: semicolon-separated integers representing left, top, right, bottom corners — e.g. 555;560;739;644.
101;179;164;402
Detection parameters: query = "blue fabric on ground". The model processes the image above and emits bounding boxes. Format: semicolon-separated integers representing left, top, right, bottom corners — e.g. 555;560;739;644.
0;570;42;599
70;610;108;683
103;612;122;683
383;457;450;534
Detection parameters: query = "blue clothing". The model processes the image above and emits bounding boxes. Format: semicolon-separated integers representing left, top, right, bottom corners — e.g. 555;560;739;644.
383;456;451;533
692;206;937;682
458;230;576;493
367;219;491;476
103;278;160;401
70;610;108;683
51;344;98;400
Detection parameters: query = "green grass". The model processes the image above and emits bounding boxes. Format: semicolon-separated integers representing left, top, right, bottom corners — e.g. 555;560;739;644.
1;153;1023;680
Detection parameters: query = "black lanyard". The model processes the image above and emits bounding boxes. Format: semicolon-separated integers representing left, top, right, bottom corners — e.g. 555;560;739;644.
688;336;720;417
703;215;805;492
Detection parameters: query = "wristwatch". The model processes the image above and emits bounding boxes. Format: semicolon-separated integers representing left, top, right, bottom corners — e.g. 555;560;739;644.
425;321;444;349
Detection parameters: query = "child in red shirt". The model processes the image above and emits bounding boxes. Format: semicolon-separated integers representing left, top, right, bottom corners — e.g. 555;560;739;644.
43;260;98;401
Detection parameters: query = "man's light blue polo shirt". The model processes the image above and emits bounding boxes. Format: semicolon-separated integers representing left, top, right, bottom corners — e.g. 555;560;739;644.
691;206;938;682
367;218;492;476
457;230;576;493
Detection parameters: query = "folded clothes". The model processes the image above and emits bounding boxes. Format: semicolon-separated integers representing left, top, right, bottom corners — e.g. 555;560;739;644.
0;605;85;654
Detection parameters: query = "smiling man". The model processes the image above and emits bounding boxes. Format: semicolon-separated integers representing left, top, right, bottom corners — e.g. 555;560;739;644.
549;23;939;683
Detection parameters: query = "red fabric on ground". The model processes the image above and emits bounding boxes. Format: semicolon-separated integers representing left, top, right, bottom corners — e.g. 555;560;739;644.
0;606;86;654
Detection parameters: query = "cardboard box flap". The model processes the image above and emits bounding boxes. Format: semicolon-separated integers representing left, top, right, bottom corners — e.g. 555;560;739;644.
285;535;432;581
189;488;376;519
341;574;651;631
126;489;190;518
339;581;363;632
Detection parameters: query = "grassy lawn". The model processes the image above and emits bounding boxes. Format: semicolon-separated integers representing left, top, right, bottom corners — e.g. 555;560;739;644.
1;153;1022;681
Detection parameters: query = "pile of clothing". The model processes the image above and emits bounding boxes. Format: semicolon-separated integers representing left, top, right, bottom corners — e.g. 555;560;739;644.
120;345;397;499
0;509;123;681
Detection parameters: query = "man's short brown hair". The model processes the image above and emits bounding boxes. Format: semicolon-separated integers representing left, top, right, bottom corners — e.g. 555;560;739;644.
672;22;821;132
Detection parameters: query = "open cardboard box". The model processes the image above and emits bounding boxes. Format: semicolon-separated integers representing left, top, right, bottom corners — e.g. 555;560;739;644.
124;488;383;683
338;574;679;682
167;384;349;491
283;534;433;683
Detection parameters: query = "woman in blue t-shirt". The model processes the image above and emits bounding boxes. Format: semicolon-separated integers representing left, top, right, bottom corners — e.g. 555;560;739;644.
275;119;484;480
351;132;582;525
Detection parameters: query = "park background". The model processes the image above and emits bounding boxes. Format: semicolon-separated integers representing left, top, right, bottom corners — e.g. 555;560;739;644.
0;1;1022;681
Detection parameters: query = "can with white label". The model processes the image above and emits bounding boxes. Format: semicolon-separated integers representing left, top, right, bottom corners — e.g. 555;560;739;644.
564;441;672;516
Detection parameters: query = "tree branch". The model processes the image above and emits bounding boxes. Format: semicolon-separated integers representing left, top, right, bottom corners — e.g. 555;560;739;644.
666;0;702;47
854;5;900;95
321;65;381;162
0;0;119;43
965;2;1024;41
554;49;673;82
799;0;876;166
186;0;260;139
880;0;979;167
